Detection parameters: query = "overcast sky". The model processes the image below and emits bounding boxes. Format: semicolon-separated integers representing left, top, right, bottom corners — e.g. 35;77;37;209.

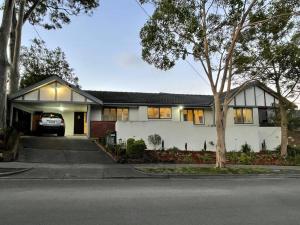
19;0;211;95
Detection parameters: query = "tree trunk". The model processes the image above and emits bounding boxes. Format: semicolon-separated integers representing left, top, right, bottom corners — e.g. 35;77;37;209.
214;94;226;168
279;101;288;157
9;0;25;94
275;80;288;158
0;0;16;131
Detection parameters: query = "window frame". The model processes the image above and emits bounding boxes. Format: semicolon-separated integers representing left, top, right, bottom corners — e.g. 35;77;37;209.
182;108;205;125
234;107;254;124
147;107;172;119
102;107;129;121
258;107;277;127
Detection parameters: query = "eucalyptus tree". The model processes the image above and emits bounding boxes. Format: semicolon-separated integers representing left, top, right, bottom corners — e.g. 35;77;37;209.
234;1;300;157
0;0;15;131
20;39;79;88
0;0;99;132
139;0;265;167
9;0;99;93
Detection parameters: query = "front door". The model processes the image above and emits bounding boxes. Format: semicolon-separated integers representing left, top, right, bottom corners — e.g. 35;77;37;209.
74;112;84;134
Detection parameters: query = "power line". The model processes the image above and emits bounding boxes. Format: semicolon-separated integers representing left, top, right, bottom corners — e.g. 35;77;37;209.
133;0;211;87
32;25;43;41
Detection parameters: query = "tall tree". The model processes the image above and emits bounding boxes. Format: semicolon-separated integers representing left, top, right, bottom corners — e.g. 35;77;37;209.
234;1;300;157
0;0;16;131
0;0;99;131
8;0;99;93
139;0;264;167
20;39;79;88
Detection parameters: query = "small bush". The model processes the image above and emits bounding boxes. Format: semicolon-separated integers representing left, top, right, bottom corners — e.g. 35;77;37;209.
148;134;162;150
167;146;180;151
275;145;300;157
238;152;255;164
200;153;213;163
240;143;252;154
227;152;240;164
126;139;147;159
294;155;300;165
202;141;207;151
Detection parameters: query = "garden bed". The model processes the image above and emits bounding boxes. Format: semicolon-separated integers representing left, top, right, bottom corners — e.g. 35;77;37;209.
142;149;300;166
139;167;274;175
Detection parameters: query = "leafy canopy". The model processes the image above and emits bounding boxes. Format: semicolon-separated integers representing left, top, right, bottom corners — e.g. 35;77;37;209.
234;0;300;100
20;38;79;88
140;1;256;71
139;0;298;95
23;0;99;29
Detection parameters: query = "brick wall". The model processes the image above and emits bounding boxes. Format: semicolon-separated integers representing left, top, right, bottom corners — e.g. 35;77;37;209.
90;121;116;138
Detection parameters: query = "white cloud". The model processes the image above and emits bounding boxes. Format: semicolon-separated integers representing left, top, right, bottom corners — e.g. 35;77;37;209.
117;53;146;68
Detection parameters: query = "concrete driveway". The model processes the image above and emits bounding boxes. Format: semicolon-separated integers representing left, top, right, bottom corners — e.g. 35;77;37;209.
18;136;114;164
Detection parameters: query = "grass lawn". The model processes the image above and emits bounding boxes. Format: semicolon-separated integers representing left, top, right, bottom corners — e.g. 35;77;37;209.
139;167;275;175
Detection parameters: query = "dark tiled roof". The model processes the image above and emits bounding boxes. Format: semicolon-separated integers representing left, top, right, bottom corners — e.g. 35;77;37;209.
84;90;214;106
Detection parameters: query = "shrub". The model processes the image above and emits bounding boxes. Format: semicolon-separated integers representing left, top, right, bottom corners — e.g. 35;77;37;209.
148;134;162;150
294;155;300;165
202;141;207;151
238;152;255;164
227;152;240;164
126;139;147;159
167;146;180;151
275;145;300;157
200;153;213;163
240;143;252;154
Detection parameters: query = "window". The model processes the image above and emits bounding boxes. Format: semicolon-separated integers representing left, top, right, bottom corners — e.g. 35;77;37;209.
234;108;253;124
183;109;205;124
259;108;276;126
103;108;128;121
148;107;172;119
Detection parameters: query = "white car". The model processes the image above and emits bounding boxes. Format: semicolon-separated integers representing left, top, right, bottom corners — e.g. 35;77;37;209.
38;113;65;136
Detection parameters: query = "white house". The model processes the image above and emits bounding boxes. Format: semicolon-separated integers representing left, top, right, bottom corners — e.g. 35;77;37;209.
9;76;282;152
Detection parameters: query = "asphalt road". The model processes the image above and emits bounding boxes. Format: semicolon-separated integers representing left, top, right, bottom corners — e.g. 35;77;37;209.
1;178;300;225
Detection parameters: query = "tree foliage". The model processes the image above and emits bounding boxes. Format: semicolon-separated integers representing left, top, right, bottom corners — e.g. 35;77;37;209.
234;0;300;101
20;38;79;88
22;0;99;29
139;0;299;166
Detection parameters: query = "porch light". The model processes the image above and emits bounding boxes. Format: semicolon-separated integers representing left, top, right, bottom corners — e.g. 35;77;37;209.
179;105;184;110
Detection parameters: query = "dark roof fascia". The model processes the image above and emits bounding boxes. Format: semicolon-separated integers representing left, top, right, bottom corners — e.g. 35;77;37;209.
11;100;98;105
102;103;213;108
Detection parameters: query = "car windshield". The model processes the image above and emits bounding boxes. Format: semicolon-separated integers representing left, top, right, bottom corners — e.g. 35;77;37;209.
42;113;63;119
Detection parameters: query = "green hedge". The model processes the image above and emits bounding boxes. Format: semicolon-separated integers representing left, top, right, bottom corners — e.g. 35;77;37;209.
126;138;146;159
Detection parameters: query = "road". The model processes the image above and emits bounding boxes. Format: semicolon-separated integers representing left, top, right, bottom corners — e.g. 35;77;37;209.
1;178;300;225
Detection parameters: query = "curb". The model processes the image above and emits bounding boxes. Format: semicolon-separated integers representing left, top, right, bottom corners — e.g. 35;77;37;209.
0;168;33;177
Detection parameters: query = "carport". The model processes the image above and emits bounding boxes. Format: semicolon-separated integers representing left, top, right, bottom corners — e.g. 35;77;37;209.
8;76;102;137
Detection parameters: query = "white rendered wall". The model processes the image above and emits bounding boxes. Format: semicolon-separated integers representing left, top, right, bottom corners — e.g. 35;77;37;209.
129;108;139;121
116;120;281;152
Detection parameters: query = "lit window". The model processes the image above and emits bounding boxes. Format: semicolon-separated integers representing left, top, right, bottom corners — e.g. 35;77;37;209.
194;109;204;124
160;107;172;119
234;108;253;124
103;108;128;121
183;109;205;124
117;108;129;121
148;107;172;119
